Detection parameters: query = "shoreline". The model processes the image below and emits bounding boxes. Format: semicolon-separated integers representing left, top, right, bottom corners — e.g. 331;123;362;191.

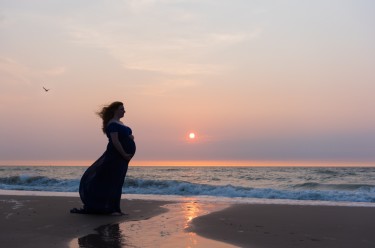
1;189;374;207
1;193;375;247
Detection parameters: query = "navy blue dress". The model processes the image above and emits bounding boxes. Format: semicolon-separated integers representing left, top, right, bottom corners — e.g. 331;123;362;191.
78;122;136;214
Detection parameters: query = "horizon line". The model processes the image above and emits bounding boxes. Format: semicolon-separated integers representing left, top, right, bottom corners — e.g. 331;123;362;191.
0;160;374;167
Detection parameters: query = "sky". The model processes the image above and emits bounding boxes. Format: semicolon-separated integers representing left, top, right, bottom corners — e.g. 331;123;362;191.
1;0;375;166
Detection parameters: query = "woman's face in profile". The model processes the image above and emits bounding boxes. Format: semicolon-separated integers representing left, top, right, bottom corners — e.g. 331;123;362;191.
115;105;125;118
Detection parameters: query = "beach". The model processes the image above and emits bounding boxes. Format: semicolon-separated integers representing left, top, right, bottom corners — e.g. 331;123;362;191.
190;204;375;248
1;194;375;248
0;195;170;248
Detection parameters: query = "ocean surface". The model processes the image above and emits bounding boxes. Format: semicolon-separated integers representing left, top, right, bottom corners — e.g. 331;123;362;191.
1;166;375;206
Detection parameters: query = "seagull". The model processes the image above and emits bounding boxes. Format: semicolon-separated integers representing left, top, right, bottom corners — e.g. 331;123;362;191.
43;87;50;92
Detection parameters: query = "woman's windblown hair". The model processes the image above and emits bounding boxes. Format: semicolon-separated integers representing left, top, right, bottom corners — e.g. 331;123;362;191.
97;101;123;134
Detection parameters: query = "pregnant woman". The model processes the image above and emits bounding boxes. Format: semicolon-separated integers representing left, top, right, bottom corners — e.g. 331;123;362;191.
71;101;136;215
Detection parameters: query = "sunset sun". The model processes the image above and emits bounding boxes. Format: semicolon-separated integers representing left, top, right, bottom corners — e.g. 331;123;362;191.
189;132;196;139
185;131;199;143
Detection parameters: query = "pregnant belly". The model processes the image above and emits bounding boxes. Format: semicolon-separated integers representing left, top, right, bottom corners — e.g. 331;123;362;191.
121;138;136;155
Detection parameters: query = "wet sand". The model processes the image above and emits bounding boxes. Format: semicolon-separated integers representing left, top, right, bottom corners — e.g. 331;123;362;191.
190;203;375;248
0;195;170;248
69;201;235;248
1;194;375;248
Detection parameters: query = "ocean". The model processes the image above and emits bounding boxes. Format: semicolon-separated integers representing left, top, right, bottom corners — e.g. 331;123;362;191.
1;166;375;206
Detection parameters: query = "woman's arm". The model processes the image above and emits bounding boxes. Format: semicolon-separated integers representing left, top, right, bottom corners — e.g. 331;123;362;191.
110;132;132;160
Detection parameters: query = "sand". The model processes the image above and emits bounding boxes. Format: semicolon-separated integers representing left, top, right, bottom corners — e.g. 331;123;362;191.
1;194;375;248
0;195;170;248
190;204;375;248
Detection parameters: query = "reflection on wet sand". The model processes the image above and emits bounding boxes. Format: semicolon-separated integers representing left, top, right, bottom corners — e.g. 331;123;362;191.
184;201;199;227
71;200;236;248
77;223;124;248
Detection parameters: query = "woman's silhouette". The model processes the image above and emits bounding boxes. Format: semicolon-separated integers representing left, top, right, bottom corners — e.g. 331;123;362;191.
71;101;136;215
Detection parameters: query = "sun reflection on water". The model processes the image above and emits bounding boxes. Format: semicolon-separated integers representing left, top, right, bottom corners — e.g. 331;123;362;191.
183;201;201;228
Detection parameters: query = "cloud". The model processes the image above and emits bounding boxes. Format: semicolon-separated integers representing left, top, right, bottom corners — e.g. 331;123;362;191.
0;57;34;84
66;22;259;75
0;12;4;27
135;79;198;96
42;66;66;76
209;29;262;44
62;1;263;76
124;0;210;13
0;57;66;84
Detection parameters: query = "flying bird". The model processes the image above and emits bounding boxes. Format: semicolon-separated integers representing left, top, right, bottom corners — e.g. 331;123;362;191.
43;87;50;92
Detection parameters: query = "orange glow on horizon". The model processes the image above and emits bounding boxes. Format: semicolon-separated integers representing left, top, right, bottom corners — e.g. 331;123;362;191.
0;160;374;167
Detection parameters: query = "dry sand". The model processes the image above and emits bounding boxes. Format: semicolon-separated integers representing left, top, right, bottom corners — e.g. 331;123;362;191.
1;194;375;248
